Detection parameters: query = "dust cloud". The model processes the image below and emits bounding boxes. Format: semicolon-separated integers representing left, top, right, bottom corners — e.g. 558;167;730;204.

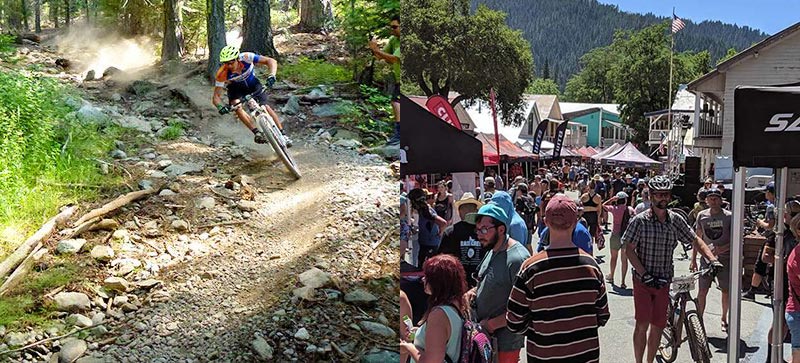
52;24;158;80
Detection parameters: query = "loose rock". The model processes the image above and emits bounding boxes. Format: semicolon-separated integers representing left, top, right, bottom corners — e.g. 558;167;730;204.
344;289;379;307
59;338;87;363
56;238;87;254
171;220;189;232
251;335;274;360
103;277;130;293
66;314;94;328
358;321;396;338
298;268;331;289
53;292;91;312
294;328;310;340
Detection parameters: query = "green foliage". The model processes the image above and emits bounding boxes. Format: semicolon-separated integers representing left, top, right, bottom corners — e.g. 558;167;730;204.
158;119;187;140
0;70;121;256
525;78;559;95
471;0;767;88
21;263;79;295
404;0;533;126
0;295;46;330
271;8;299;29
0;34;16;58
281;57;351;85
335;85;394;146
566;23;708;147
0;262;81;330
717;47;738;65
334;0;399;79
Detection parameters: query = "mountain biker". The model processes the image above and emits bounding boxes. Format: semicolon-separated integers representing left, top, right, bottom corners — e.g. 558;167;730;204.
212;45;292;147
622;175;722;363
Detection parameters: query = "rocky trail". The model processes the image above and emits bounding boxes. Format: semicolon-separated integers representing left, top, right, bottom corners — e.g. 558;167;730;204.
1;34;399;362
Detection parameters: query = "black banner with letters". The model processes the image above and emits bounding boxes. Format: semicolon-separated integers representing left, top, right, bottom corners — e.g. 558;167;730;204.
531;119;550;154
734;86;800;168
552;120;569;158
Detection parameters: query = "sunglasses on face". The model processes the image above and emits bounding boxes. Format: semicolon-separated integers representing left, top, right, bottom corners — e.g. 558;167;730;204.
653;192;671;198
390;25;400;29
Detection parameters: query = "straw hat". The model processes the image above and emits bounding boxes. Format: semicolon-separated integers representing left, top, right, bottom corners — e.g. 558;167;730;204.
593;174;602;181
454;192;483;210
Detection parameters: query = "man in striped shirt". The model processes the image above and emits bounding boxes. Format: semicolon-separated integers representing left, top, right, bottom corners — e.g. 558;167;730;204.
506;194;610;362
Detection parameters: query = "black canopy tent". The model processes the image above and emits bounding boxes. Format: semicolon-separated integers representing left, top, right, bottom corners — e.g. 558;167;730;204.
399;95;484;176
729;85;800;362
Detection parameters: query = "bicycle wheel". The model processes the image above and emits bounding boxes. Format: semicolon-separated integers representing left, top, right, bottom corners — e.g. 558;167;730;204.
659;304;679;363
257;116;301;180
685;311;712;363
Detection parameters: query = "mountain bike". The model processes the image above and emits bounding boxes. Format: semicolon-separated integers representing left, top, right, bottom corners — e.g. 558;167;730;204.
230;88;301;179
659;268;714;363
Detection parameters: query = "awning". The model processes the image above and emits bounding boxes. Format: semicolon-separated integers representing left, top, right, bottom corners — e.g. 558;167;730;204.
601;142;662;167
474;132;538;163
400;95;485;175
591;143;623;160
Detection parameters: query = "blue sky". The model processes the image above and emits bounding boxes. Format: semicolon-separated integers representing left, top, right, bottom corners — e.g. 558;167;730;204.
598;0;799;35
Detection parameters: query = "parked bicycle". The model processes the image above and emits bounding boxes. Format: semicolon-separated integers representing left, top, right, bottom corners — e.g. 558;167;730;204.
659;268;715;363
229;88;301;179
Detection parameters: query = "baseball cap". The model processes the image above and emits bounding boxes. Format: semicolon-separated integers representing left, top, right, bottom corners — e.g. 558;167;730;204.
616;191;629;199
765;182;775;193
545;194;578;230
464;203;509;227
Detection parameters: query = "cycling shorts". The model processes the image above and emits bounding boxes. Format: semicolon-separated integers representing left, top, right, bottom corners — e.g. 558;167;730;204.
227;78;269;108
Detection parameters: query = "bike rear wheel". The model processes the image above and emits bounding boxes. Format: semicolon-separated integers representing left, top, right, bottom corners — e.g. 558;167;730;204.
257;116;301;180
685;311;712;363
659;304;679;363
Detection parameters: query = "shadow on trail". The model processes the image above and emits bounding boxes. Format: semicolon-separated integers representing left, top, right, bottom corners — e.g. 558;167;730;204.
707;337;758;358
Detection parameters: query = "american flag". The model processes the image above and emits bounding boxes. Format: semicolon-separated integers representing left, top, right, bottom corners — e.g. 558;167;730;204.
672;14;686;33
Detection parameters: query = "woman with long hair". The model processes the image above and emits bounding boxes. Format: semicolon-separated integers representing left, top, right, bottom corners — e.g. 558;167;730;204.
408;188;448;267
400;254;467;363
433;181;454;225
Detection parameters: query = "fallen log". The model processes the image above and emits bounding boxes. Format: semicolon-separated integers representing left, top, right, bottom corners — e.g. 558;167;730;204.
59;217;101;240
73;188;158;226
0;246;48;296
0;206;75;282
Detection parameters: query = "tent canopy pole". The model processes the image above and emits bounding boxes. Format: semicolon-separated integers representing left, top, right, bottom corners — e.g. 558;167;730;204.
771;167;789;361
728;167;746;362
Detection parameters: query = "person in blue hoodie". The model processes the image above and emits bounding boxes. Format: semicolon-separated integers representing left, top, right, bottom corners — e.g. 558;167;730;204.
489;191;530;252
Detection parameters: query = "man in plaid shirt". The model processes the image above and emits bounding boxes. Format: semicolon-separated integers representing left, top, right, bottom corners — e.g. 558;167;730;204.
622;175;722;363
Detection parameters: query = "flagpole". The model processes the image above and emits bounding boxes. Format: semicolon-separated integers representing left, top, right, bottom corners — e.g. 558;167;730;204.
668;8;676;178
490;87;501;166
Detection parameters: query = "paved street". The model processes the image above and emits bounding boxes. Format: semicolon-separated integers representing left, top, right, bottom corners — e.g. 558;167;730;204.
526;190;791;363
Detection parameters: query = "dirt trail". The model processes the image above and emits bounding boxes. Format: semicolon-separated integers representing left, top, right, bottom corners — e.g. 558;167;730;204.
3;35;398;363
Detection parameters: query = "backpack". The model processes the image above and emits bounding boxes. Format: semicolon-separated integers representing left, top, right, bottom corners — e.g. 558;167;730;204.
444;307;493;363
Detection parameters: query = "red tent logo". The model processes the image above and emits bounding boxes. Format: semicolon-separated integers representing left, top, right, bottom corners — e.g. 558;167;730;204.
425;95;462;130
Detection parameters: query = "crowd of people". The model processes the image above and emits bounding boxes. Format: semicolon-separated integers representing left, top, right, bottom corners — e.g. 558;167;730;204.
400;163;800;363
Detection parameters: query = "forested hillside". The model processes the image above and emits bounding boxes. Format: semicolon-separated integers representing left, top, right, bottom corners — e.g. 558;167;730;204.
471;0;768;87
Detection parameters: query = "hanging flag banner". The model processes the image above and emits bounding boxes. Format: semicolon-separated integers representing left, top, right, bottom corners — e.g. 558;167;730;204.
425;95;462;130
552;121;569;158
531;119;550;154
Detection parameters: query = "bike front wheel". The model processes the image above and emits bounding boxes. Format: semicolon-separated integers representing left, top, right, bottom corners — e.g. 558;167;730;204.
257;116;301;180
685;311;712;363
659;304;679;363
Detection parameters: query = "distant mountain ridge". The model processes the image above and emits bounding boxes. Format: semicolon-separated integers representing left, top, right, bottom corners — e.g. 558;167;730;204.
471;0;769;88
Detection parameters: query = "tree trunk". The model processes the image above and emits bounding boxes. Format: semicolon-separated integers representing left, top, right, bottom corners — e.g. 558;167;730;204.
161;0;184;61
297;0;332;33
49;0;58;28
241;0;278;57
21;0;29;31
34;0;40;32
205;0;225;82
63;0;70;26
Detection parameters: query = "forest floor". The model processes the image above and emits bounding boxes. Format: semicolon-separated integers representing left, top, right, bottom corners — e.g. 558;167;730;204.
0;29;399;363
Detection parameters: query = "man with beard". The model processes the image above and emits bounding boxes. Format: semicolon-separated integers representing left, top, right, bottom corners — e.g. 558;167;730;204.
465;204;531;363
623;175;722;363
691;188;733;332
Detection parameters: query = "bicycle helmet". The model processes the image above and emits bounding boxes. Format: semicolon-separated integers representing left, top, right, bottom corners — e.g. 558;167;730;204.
697;188;708;200
219;45;240;63
647;175;673;192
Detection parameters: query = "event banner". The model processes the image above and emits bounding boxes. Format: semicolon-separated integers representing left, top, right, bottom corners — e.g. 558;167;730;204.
552;121;569;158
425;95;462;130
733;86;800;168
531;120;550;154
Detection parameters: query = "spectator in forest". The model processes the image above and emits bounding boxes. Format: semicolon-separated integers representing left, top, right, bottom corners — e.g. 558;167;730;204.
369;14;401;146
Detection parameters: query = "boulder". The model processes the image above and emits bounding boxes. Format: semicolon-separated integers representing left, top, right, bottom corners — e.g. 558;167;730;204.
59;338;87;363
292;286;317;301
103;277;130;292
251;335;274;360
5;331;34;347
344;289;378;307
133;100;157;114
159;189;177;197
138;180;154;190
312;102;350;117
116;116;152;133
109;149;127;159
76;105;108;124
281;95;301;115
56;239;87;254
66;314;94;328
163;162;205;177
333;139;362;149
53;292;91;312
298;268;331;289
332;129;360;141
358;321;396;339
90;245;115;262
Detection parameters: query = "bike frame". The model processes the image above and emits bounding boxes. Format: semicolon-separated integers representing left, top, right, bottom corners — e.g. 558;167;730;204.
230;90;287;147
664;269;713;362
